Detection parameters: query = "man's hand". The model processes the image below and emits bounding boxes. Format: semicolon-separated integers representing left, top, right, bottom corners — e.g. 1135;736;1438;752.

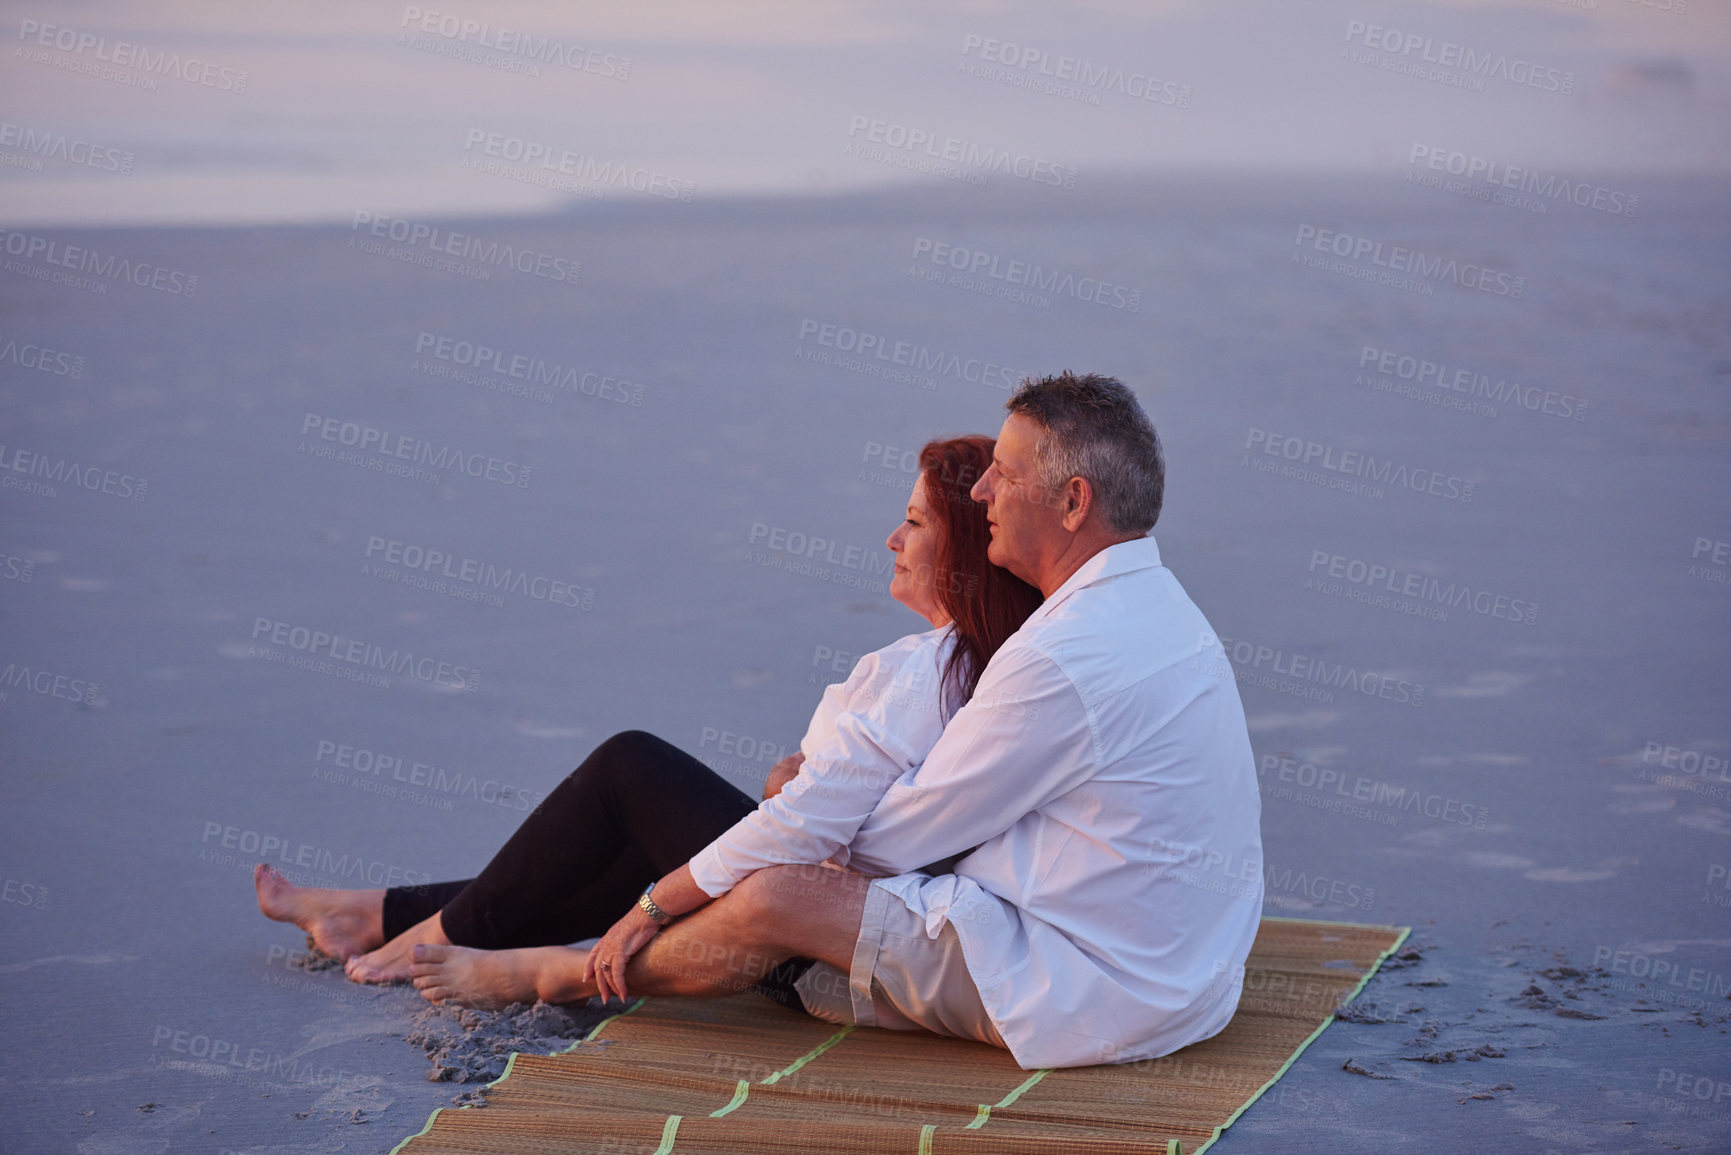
762;752;805;801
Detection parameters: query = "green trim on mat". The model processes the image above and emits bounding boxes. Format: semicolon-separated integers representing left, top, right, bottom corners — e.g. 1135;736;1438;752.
663;1023;857;1144
710;1078;752;1118
962;1067;1053;1129
385;1028;531;1154
1189;920;1411;1155
580;996;648;1044
641;1021;860;1151
918;1123;936;1154
388;1108;440;1155
761;1023;856;1085
651;1113;683;1155
388;998;648;1154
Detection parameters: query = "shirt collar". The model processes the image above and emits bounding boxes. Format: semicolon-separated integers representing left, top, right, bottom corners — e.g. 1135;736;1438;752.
1031;535;1163;619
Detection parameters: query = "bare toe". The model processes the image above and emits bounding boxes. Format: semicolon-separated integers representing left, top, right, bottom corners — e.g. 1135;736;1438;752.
253;867;382;960
253;864;290;919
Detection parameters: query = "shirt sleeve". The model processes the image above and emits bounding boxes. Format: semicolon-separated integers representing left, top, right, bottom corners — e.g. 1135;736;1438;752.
688;634;949;898
842;643;1096;879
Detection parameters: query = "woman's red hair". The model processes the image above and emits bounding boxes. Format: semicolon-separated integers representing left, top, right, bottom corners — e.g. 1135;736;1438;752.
917;436;1044;714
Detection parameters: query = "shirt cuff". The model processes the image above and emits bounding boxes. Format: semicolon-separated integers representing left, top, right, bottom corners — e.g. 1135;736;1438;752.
686;844;736;899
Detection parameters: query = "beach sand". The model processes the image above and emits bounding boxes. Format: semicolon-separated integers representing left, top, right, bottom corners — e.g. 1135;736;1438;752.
2;174;1729;1152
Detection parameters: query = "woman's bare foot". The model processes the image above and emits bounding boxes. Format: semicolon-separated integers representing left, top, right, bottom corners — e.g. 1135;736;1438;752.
253;864;384;960
409;943;595;1009
345;911;449;984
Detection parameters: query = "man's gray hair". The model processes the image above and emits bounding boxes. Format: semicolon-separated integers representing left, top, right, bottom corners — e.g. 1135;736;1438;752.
1005;371;1164;534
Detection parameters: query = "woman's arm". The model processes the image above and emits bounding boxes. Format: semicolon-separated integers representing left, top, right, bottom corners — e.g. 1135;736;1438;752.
585;862;711;1001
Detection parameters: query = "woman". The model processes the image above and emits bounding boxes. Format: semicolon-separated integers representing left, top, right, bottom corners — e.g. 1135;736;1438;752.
255;436;1042;1003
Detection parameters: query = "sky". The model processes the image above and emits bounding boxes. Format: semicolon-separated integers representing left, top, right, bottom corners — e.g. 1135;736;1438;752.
0;0;1727;225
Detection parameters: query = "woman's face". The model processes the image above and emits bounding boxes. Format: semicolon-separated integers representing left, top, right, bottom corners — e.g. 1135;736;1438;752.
886;474;952;628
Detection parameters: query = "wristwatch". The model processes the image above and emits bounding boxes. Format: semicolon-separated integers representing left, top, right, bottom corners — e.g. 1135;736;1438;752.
638;882;671;926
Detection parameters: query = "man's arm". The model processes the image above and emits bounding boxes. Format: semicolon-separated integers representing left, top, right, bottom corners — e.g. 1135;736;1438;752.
690;638;949;899
844;644;1095;877
690;735;906;898
761;751;804;800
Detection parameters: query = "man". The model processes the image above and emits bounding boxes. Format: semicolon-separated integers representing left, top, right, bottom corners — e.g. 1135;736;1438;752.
412;371;1263;1069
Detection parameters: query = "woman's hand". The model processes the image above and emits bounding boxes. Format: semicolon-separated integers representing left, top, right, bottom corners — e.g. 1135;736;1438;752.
584;904;662;1002
762;751;805;801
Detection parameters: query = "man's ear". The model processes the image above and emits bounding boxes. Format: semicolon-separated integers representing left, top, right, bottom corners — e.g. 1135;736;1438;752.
1059;476;1093;533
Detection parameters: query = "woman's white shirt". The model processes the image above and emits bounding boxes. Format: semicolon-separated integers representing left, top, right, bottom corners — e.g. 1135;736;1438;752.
687;626;956;898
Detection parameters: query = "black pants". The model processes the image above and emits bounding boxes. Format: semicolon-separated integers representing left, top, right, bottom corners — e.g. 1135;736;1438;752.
384;730;757;949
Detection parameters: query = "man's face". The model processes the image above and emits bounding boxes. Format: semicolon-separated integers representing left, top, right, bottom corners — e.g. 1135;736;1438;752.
971;413;1061;587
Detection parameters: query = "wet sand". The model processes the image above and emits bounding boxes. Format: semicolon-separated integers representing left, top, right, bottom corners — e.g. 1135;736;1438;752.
1;175;1728;1152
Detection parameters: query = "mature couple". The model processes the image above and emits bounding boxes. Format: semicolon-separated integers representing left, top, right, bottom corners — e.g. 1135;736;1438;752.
256;372;1263;1070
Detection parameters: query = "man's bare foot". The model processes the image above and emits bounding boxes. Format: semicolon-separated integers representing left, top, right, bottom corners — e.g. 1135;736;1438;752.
253;864;384;960
345;912;449;984
409;943;595;1009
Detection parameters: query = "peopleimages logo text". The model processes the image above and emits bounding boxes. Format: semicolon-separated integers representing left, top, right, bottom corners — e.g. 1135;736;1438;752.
0;336;84;378
364;535;594;610
1245;429;1475;503
1295;225;1523;298
0;443;149;500
398;7;630;78
200;822;430;887
413;332;643;405
796;318;1020;392
1358;345;1586;420
1343;20;1574;94
349;212;579;285
910;237;1141;311
250;617;480;692
462;130;690;201
1210;633;1426;707
1308;550;1537;626
959;34;1191;108
16;19;250;92
1407;144;1636;217
0;229;198;297
299;413;531;487
846;115;1077;189
0;661;100;705
0;121;133;174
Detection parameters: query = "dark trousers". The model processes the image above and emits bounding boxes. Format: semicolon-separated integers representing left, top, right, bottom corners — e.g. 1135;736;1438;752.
383;730;757;949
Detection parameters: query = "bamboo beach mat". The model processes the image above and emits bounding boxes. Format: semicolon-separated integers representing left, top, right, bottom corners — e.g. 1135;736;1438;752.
392;917;1409;1155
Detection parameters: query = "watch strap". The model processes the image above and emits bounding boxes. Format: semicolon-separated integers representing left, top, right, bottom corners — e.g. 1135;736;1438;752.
638;882;671;925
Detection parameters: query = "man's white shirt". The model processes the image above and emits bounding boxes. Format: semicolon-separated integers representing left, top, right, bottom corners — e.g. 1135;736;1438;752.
845;536;1264;1069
